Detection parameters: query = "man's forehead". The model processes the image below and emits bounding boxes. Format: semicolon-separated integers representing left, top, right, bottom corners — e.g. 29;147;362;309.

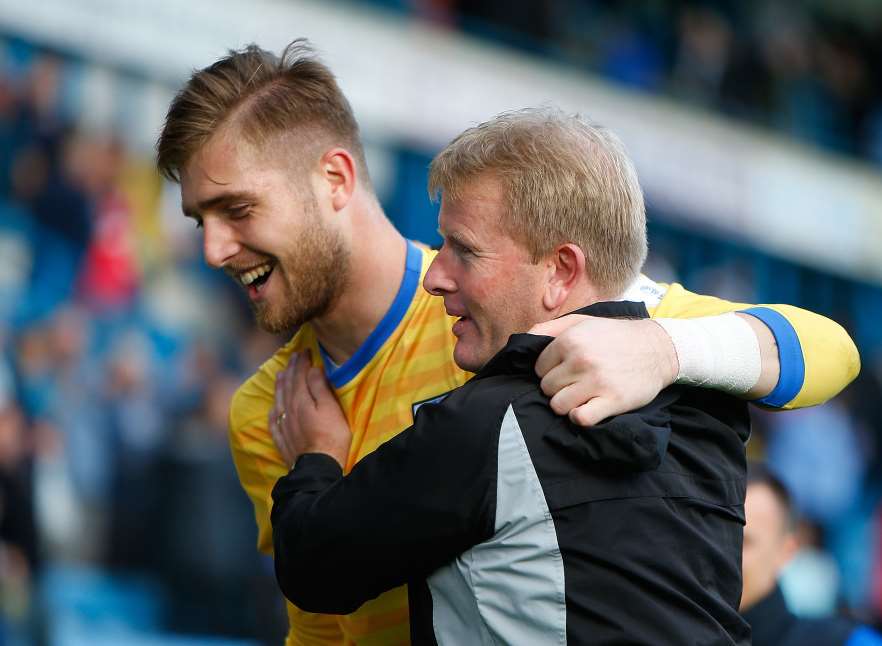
439;182;507;235
189;127;263;171
181;134;244;187
181;132;293;196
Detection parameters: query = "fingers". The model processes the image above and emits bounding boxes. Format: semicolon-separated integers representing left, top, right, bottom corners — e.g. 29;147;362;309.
533;317;596;378
538;361;577;398
271;371;294;464
289;351;311;402
305;365;334;405
274;351;300;419
534;337;565;378
272;352;310;465
568;398;619;427
271;369;286;429
528;314;587;338
273;361;289;419
547;381;588;416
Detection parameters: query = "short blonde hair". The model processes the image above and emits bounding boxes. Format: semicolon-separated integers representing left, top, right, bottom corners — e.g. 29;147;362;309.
157;39;368;184
428;107;646;298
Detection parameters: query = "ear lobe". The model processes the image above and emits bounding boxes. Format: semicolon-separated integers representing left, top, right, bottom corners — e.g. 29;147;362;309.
542;243;585;310
542;275;566;310
321;148;357;211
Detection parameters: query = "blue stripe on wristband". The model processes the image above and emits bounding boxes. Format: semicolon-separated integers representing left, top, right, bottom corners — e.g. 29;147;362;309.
740;307;805;408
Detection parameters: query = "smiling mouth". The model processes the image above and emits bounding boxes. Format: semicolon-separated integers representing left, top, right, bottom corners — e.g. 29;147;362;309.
237;262;275;290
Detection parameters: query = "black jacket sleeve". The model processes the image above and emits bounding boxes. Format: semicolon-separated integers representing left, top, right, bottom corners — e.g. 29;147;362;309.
270;391;502;614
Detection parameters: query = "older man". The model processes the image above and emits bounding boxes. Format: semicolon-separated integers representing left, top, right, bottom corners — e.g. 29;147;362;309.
271;108;755;644
158;42;859;644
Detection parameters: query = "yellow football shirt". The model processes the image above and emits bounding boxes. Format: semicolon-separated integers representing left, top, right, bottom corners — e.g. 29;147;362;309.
229;244;859;645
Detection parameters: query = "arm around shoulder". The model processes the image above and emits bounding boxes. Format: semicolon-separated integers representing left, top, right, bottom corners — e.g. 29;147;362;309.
652;282;860;409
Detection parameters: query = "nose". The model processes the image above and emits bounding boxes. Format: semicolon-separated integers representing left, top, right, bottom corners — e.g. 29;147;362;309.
202;217;241;268
423;248;457;296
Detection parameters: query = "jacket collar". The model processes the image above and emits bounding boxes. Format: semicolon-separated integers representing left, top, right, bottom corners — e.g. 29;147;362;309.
475;300;649;381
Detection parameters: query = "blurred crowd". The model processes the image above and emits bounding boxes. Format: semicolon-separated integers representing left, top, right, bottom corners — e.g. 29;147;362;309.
0;13;881;644
0;41;287;645
385;0;882;165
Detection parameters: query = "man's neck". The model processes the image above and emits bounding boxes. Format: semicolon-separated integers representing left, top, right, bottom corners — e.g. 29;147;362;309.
310;203;408;365
552;282;606;319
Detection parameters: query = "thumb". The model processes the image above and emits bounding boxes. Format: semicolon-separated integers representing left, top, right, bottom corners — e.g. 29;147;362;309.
528;314;587;337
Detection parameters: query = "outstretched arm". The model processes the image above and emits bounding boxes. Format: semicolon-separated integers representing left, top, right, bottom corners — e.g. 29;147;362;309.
531;279;859;426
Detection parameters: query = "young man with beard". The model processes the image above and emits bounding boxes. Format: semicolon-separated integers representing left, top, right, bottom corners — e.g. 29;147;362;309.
156;42;860;645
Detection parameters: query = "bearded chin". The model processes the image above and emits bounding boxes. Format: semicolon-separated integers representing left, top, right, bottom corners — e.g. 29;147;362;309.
252;297;314;335
252;300;297;335
249;202;350;335
252;275;342;335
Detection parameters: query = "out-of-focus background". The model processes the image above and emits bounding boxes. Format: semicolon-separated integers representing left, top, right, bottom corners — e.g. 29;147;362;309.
0;1;880;644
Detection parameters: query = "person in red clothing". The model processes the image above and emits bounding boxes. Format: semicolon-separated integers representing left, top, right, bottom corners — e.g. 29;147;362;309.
77;135;140;312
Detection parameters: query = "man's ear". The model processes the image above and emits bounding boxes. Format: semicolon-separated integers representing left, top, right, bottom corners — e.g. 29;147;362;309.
318;147;357;212
542;243;586;311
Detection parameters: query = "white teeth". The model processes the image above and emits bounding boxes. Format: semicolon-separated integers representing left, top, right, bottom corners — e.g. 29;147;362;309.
239;263;273;286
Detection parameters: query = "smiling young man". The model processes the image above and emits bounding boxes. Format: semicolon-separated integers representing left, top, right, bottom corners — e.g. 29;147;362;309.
156;42;860;645
271;109;755;644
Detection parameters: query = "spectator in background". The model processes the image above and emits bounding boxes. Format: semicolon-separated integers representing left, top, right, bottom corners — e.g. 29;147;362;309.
156;370;279;640
765;399;868;608
103;330;165;572
77;134;141;315
0;37;289;642
669;5;732;106
0;397;43;644
41;306;109;562
0;400;38;574
429;1;882;168
741;463;882;646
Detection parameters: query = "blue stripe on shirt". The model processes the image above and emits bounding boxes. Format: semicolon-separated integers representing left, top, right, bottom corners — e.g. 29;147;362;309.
320;241;422;389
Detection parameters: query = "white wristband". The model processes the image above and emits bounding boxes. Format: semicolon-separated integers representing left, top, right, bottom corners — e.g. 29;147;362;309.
655;314;762;395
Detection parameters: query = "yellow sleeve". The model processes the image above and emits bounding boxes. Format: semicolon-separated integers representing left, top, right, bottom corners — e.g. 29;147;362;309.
649;281;860;410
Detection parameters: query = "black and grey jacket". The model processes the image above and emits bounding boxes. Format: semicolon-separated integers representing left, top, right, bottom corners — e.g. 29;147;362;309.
271;301;752;645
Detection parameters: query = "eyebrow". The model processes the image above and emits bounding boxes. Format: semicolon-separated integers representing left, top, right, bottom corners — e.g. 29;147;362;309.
182;190;258;218
438;229;475;249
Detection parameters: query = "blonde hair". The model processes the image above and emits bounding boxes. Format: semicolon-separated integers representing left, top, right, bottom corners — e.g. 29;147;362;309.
157;39;368;184
428;107;646;298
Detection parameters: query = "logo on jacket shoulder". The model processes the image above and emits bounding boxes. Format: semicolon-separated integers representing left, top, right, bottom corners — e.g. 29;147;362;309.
412;392;452;418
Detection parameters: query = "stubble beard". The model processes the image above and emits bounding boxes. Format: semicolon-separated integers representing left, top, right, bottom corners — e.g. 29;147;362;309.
252;204;351;335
